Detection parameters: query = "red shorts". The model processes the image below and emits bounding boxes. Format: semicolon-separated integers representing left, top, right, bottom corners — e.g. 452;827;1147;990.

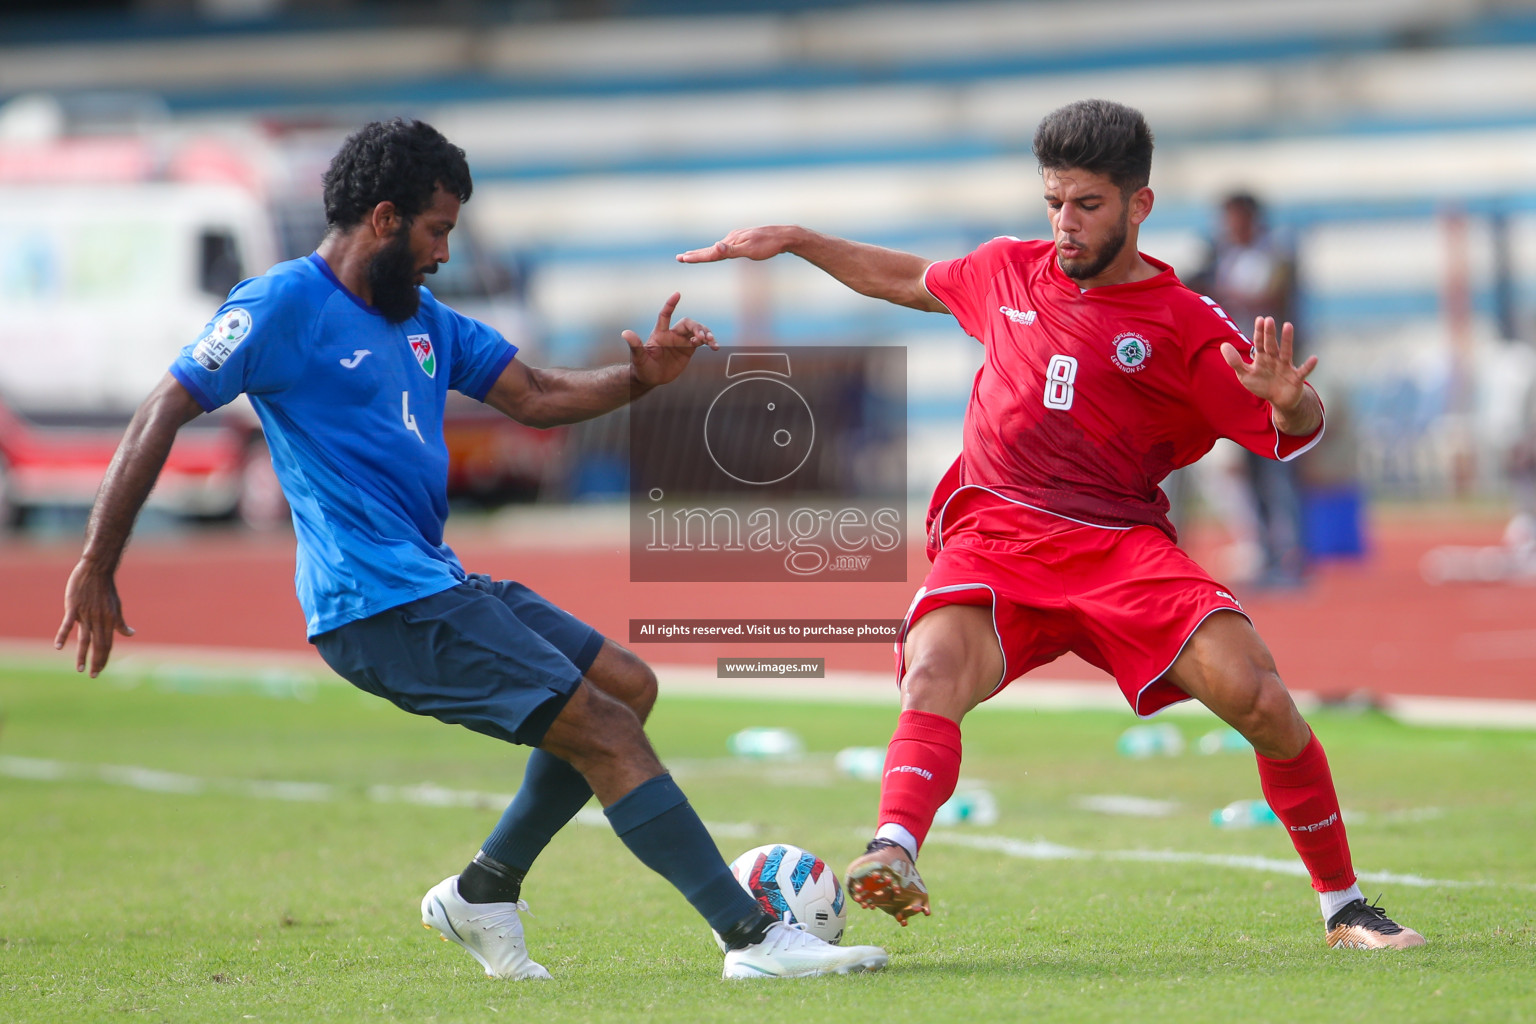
896;485;1250;717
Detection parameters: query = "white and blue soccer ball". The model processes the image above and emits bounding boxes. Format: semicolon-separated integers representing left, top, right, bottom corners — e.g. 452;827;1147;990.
713;843;847;949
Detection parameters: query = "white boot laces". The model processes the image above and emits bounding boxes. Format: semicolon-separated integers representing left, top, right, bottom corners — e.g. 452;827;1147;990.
466;899;530;939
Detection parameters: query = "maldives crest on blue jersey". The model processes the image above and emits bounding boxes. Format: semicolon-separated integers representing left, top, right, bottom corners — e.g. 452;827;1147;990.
408;333;436;378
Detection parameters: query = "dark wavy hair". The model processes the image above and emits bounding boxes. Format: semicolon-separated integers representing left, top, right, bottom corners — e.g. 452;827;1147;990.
322;119;473;229
1032;99;1154;196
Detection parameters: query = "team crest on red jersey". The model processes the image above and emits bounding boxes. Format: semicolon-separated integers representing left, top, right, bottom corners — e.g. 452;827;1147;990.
1111;332;1151;373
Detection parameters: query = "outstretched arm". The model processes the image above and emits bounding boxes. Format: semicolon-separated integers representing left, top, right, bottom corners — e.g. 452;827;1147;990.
56;374;205;676
485;292;717;428
677;225;948;313
1222;316;1322;437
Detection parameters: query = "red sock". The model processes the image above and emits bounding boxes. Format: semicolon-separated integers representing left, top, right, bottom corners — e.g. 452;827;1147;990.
876;709;962;854
1255;732;1356;892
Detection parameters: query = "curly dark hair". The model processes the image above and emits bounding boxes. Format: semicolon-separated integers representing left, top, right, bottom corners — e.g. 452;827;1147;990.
322;119;473;229
1032;99;1154;196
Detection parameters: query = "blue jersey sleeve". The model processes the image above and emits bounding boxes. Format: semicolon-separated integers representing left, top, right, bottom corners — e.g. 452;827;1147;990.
170;275;308;412
442;305;518;402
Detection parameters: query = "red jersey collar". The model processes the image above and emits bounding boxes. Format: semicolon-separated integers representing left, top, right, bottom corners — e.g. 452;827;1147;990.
1046;249;1179;296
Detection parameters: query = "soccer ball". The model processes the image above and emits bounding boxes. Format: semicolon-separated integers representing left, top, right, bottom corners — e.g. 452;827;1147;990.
713;843;847;949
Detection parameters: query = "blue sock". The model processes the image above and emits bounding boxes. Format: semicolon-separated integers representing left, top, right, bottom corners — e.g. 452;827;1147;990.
481;750;594;871
604;774;764;936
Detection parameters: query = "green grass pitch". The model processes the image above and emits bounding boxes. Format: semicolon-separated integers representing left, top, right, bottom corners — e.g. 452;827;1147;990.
1;661;1533;1023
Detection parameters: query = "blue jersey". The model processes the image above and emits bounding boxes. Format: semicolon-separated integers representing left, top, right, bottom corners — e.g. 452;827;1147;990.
170;254;517;637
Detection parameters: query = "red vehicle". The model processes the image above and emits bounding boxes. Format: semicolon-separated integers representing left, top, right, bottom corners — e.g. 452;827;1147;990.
0;396;278;528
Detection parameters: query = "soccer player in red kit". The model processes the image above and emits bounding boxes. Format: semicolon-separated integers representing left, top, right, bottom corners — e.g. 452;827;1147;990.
679;99;1424;950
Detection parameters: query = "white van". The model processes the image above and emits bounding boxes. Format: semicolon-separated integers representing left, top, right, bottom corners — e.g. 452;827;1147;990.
0;132;283;525
0;126;552;526
0;179;277;415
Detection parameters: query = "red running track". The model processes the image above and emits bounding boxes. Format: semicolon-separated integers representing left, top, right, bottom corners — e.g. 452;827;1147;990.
10;512;1534;702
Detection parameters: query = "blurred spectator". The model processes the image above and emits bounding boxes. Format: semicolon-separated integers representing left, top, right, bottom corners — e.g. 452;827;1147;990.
1194;192;1309;586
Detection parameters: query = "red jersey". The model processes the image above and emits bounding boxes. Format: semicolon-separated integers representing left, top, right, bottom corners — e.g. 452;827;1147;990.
923;237;1322;540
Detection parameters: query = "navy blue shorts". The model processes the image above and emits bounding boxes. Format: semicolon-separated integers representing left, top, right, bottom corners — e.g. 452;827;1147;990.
313;574;605;747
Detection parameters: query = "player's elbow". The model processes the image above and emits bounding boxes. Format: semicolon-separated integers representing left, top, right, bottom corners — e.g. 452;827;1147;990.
914;292;951;314
504;401;556;429
141;376;205;433
492;367;558;428
490;395;540;427
514;394;574;431
891;278;947;314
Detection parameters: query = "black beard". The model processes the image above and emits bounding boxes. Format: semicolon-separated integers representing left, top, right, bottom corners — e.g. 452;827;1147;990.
1059;215;1129;282
367;228;424;324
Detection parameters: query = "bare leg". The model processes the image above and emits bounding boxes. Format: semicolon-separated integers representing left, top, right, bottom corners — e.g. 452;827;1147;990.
899;604;1005;719
583;639;658;722
537;679;664;807
1162;610;1309;758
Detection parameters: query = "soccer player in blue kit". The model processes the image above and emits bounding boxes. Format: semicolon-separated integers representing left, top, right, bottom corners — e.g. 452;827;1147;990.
55;119;887;981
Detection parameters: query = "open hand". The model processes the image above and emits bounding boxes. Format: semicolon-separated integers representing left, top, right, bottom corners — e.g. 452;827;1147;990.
624;292;718;389
1222;316;1317;413
55;558;134;677
676;226;793;264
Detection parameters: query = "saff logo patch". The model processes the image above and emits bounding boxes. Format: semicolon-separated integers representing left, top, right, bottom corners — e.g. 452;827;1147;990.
408;334;436;378
193;307;252;371
1112;332;1151;373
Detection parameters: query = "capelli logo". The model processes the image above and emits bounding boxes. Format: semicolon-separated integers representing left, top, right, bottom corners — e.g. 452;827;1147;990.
1290;811;1339;833
999;306;1037;326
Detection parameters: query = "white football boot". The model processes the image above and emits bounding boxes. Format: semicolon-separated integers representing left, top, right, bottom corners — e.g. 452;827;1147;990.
722;921;888;979
420;875;551;980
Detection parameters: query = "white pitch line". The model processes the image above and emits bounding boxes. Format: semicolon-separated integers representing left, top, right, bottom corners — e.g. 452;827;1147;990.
1073;794;1180;817
5;755;1527;891
0;755;755;839
368;782;516;811
928;831;1536;891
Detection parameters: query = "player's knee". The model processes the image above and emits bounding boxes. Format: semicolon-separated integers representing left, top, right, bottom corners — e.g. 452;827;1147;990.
901;605;1002;716
590;643;658;721
1226;670;1302;750
545;683;648;766
1222;672;1268;725
625;660;658;721
604;651;657;715
900;651;988;718
899;650;945;700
